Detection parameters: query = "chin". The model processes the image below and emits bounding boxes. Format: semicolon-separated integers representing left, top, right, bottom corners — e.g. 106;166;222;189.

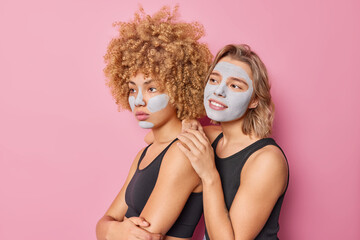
207;115;224;123
139;121;154;129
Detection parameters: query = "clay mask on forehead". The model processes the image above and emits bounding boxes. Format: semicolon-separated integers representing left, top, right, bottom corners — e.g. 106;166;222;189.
204;61;254;122
128;86;170;129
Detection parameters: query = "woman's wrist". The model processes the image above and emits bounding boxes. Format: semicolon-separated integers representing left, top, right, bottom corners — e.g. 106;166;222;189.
201;168;220;186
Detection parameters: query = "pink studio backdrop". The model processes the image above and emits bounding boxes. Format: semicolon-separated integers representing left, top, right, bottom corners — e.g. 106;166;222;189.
1;0;359;239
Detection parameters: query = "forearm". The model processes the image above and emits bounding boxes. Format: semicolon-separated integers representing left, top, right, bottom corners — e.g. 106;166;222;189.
202;172;235;240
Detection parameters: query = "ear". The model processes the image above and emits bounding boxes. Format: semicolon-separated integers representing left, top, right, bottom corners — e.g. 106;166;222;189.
248;97;259;109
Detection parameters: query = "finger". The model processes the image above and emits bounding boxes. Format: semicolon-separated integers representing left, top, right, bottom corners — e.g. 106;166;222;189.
190;121;199;130
128;217;150;227
177;141;195;160
131;224;163;240
151;233;164;240
185;126;209;141
184;129;210;146
129;224;151;240
196;124;208;140
198;124;205;134
177;133;202;154
141;233;163;240
128;217;148;227
182;119;192;132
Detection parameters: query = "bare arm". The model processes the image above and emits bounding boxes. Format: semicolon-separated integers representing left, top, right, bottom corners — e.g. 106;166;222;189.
178;129;288;240
225;147;288;239
96;148;163;240
138;141;202;235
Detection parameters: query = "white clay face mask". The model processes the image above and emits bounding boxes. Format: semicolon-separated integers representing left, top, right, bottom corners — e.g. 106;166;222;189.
128;86;170;129
204;61;254;122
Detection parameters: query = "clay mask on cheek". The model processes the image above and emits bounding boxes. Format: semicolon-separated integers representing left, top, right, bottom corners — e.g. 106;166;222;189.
128;89;170;129
204;62;254;122
147;94;169;113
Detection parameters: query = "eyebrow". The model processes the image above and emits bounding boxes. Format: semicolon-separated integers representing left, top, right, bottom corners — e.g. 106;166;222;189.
211;72;248;86
229;77;248;86
144;79;153;85
128;79;154;85
210;72;221;77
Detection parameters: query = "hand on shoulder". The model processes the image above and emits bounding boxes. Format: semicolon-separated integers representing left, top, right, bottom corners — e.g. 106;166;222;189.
163;139;200;177
181;119;221;144
158;139;202;191
177;127;218;183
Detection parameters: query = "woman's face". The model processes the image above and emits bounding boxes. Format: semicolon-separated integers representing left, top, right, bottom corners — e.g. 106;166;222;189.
203;56;254;122
128;73;176;129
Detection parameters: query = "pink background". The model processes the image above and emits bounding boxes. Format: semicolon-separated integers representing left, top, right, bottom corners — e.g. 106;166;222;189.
1;0;359;239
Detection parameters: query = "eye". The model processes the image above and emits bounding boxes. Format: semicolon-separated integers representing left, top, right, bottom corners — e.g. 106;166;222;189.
230;84;241;89
129;88;136;94
209;78;218;84
148;87;157;93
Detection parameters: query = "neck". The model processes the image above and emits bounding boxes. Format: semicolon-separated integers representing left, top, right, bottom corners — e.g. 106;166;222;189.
152;117;182;144
220;117;258;145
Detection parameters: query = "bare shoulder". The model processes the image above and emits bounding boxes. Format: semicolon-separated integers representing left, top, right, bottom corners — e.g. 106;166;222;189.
248;145;288;176
203;125;222;143
242;144;288;193
158;140;200;184
161;140;195;173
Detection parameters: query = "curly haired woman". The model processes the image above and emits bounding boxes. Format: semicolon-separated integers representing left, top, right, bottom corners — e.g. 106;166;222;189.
96;6;212;240
177;44;289;240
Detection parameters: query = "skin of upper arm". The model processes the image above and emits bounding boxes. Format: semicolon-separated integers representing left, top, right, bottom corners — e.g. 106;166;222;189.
229;145;288;240
104;148;145;221
203;125;222;143
139;141;201;234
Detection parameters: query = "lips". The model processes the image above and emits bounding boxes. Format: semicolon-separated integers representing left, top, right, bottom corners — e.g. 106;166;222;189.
208;99;228;111
135;111;149;121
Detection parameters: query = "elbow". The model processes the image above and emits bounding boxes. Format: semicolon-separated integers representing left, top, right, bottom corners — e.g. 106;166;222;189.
96;215;113;240
96;216;105;240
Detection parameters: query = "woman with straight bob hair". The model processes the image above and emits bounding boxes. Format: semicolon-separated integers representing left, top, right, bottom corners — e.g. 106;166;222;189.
177;44;289;240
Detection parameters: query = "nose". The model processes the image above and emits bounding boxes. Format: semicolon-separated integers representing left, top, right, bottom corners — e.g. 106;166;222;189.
214;82;227;97
134;87;145;106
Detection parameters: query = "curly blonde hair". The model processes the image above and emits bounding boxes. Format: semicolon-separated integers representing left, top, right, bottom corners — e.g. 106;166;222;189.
104;6;212;120
206;44;274;138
